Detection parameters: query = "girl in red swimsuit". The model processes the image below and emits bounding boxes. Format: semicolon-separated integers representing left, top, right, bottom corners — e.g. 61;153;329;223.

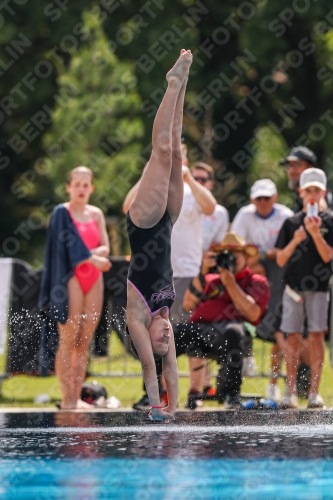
57;166;111;409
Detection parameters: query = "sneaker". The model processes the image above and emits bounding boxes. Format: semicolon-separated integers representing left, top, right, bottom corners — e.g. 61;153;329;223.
224;394;257;410
280;394;298;409
132;394;150;411
308;393;324;409
266;383;281;402
241;399;257;410
185;391;200;410
258;398;279;410
160;391;168;407
242;356;257;377
203;386;217;399
225;394;243;410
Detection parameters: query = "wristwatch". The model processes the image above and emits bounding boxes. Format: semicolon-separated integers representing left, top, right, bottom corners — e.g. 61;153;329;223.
260;251;266;261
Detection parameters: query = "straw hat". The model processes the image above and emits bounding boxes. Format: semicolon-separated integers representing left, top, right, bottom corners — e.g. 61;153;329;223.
210;232;259;257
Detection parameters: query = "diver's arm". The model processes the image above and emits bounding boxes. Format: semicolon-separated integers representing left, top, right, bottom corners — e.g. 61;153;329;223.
128;318;161;407
162;328;178;416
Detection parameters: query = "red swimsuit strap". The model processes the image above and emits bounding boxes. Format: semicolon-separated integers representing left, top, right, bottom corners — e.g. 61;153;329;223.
86;206;96;223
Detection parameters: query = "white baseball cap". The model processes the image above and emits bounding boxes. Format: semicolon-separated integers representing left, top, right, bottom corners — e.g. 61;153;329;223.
299;168;327;191
250;179;277;199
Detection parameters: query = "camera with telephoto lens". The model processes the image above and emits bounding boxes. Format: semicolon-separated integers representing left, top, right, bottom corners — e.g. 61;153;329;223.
209;250;236;274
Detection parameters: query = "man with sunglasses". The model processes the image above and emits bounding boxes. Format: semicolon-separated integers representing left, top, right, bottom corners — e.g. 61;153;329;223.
231;179;293;401
191;162;229;253
170;157;216;325
179;162;230;403
232;179;293;254
279;146;333;212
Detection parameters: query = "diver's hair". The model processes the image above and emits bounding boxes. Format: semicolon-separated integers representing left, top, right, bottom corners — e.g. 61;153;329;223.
191;162;214;181
125;323;162;361
67;166;93;185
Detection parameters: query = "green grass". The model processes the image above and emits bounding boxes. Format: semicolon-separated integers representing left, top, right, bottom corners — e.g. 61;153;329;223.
1;335;333;409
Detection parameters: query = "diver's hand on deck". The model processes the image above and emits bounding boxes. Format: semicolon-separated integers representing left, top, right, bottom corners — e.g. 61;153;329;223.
149;408;175;421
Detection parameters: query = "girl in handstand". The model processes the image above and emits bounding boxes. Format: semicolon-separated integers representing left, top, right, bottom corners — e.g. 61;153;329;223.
126;49;193;421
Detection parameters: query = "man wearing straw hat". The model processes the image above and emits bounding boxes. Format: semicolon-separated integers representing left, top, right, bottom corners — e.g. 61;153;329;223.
174;232;270;408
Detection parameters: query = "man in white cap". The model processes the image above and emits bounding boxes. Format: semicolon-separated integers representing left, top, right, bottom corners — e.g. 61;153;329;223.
232;179;293;400
276;168;333;409
232;179;293;267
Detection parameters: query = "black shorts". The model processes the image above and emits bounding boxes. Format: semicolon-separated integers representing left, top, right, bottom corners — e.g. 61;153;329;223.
174;320;247;360
256;261;284;343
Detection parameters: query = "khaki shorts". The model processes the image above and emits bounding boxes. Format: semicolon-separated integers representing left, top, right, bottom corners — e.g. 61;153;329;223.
280;288;329;334
170;277;192;325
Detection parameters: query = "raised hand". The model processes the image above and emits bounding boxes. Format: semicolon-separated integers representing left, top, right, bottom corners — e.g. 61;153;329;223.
220;268;236;288
201;251;217;275
304;216;322;237
293;224;307;245
182;165;191;182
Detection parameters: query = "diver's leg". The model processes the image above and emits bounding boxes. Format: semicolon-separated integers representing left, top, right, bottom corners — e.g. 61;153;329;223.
129;50;192;228
167;74;189;223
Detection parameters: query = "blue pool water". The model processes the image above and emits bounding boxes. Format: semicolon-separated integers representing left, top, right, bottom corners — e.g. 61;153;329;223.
2;457;333;499
1;411;333;499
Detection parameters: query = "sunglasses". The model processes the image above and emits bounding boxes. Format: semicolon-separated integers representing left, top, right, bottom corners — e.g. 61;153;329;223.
193;176;209;183
285;162;305;169
255;196;272;202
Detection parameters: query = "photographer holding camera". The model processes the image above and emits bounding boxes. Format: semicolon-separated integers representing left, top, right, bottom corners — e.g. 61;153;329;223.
173;232;270;408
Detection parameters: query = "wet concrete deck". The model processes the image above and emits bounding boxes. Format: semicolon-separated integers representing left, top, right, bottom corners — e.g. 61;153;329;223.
0;409;332;428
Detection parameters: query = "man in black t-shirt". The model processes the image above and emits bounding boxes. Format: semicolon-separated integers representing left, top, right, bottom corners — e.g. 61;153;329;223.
276;168;333;410
280;146;333;397
279;146;333;212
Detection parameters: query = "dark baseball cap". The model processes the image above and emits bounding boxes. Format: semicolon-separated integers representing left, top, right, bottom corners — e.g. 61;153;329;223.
279;146;317;166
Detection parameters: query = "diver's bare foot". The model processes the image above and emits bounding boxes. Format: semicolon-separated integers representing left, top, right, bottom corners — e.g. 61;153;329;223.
166;49;192;84
76;399;94;409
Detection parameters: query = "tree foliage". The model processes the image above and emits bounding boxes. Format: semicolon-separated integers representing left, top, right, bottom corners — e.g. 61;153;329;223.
0;0;92;256
248;126;293;209
43;9;143;211
3;0;333;257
